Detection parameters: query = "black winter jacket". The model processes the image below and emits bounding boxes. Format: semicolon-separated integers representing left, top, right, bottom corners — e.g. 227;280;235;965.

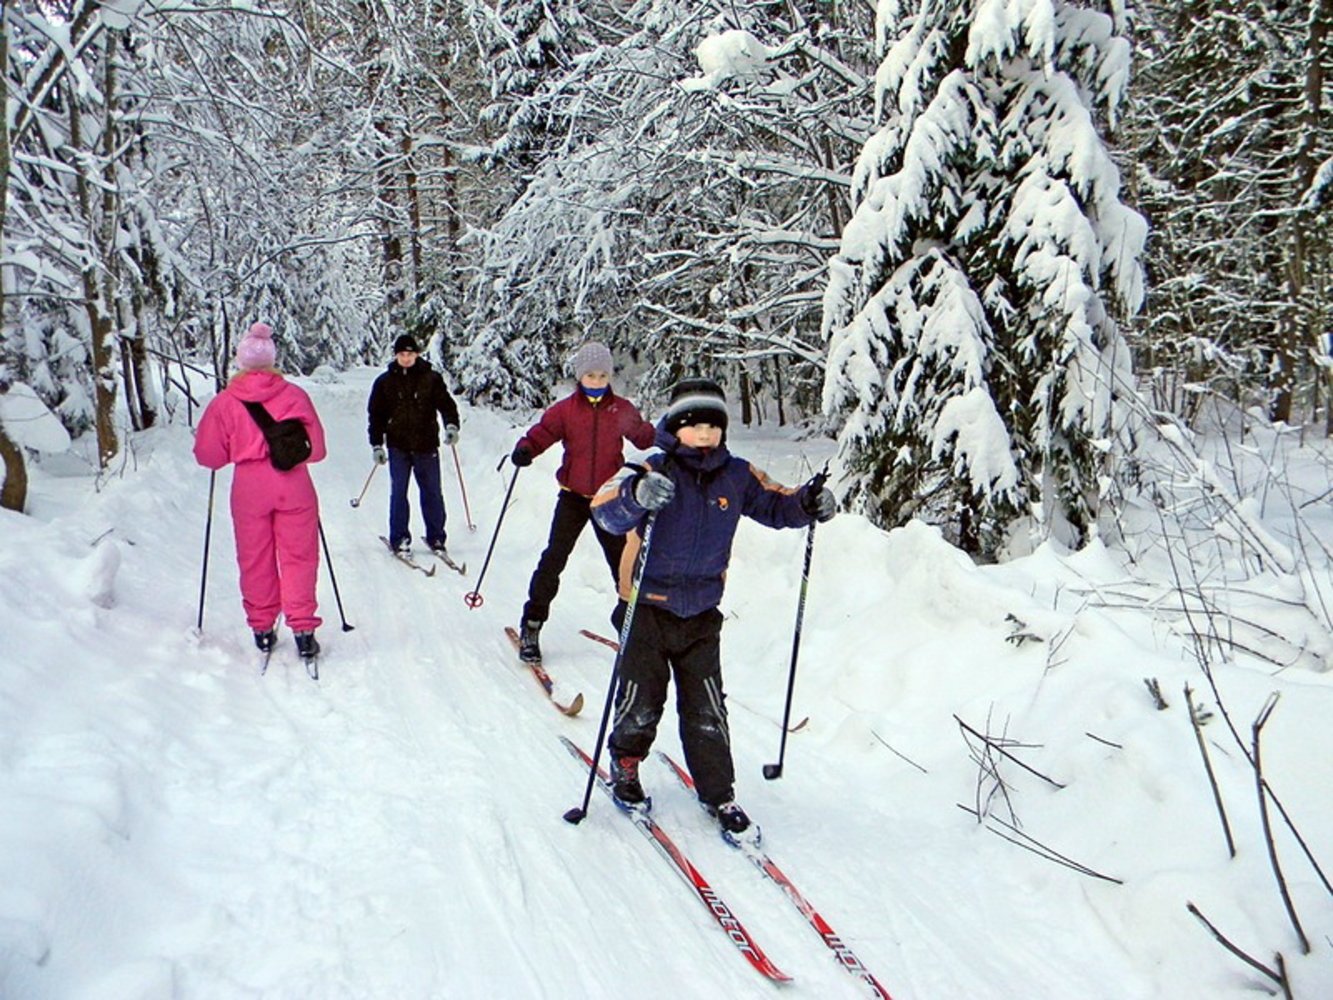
367;359;461;453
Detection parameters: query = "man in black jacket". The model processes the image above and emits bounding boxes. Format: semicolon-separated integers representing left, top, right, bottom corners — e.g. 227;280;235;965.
367;335;461;556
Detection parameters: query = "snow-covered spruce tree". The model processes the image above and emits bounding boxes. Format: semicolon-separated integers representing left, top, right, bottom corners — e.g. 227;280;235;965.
822;0;1147;556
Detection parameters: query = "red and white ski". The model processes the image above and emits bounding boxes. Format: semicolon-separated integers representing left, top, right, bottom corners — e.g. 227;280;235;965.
559;737;791;984
658;751;893;999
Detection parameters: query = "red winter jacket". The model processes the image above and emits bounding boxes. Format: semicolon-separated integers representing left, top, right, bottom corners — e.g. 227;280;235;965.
518;388;655;498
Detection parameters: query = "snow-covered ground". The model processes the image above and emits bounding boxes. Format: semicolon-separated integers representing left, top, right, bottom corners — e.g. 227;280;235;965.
2;367;1332;999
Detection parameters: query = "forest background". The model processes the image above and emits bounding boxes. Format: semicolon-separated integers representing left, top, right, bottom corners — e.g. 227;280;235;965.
1;0;1331;560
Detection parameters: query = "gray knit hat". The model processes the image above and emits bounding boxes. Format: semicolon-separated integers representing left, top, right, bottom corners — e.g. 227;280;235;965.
572;341;614;381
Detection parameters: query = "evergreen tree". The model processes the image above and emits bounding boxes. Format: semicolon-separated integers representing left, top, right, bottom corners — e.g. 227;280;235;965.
822;0;1147;556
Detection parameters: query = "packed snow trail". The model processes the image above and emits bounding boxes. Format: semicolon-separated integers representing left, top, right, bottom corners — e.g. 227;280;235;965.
5;367;1330;997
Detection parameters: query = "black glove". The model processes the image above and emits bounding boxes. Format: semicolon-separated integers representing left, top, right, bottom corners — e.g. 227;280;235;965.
800;484;836;523
633;471;676;511
511;443;533;468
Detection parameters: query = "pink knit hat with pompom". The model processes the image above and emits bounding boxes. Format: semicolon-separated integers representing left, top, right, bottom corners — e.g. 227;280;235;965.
236;322;277;370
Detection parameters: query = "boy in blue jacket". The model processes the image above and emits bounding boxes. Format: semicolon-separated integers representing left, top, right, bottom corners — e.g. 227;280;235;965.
591;377;836;835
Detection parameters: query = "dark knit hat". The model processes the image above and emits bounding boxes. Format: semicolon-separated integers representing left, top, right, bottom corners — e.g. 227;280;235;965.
664;377;728;434
393;334;420;354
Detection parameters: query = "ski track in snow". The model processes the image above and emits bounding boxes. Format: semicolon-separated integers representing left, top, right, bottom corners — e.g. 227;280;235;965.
2;367;1332;998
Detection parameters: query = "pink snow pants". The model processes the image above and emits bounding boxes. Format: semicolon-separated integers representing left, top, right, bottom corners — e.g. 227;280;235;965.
230;460;322;634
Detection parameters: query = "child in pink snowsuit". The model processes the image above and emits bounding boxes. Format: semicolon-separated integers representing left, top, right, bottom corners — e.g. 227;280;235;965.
194;323;328;656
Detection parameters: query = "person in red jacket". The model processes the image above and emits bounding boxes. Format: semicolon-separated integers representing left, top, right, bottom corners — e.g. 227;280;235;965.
193;322;328;661
510;342;654;663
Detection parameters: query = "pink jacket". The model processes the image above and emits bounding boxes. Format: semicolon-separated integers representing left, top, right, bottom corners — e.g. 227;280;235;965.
194;371;327;471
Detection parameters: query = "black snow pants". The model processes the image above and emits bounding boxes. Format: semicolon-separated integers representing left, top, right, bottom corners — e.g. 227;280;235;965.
523;489;625;624
608;605;733;806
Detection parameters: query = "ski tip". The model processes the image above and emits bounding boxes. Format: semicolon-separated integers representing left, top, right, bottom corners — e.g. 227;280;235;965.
561;692;585;716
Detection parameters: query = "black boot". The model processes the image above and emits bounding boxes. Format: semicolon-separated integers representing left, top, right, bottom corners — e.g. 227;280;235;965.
706;800;752;836
294;631;320;660
609;753;646;805
518;619;543;663
253;628;277;653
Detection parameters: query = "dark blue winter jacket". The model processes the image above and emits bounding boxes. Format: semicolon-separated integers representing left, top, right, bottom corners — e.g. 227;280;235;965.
592;423;814;618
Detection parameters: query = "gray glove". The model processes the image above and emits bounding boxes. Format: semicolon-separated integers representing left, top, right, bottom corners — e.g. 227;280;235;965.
634;471;676;511
800;485;836;523
373;446;388;465
442;424;459;446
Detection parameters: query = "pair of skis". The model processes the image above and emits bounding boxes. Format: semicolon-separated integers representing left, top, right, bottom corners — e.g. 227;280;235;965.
258;646;319;681
561;737;892;997
378;536;467;577
502;631;884;990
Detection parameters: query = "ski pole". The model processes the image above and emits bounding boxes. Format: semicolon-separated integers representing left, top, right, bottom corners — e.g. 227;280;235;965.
318;519;355;632
463;460;520;609
349;463;378;508
450;443;476;531
763;468;828;781
564;508;661;825
196;470;216;631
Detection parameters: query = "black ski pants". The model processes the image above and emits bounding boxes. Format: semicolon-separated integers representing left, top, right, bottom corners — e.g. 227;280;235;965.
609;605;734;806
523;489;625;623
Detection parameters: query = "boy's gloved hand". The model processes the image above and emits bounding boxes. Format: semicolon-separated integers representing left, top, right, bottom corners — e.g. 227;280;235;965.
443;424;460;446
800;484;836;522
511;443;533;467
634;471;676;511
373;446;388;465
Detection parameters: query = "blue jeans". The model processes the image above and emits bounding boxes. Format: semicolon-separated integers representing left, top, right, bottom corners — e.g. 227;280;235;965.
388;447;446;548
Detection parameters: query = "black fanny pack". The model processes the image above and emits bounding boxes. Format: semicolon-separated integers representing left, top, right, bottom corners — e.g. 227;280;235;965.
242;400;312;471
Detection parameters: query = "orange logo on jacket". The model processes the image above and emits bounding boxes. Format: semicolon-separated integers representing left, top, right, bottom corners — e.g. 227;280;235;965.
715;496;730;511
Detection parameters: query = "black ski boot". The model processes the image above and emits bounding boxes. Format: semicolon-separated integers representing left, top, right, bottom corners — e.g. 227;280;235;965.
706;800;752;836
294;631;321;660
609;753;646;806
253;628;277;653
518;619;543;663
